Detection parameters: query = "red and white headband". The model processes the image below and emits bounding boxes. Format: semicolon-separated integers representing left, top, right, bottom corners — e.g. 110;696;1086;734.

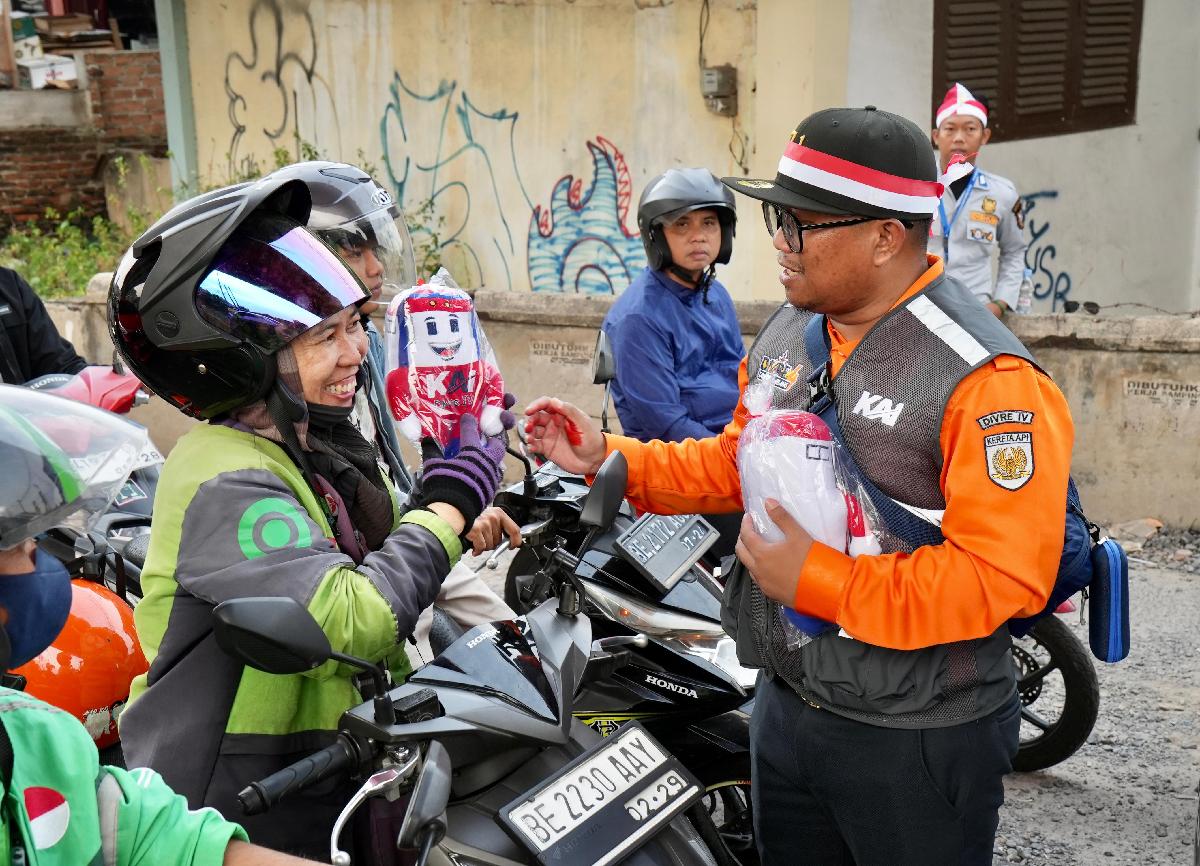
776;141;945;216
935;83;988;128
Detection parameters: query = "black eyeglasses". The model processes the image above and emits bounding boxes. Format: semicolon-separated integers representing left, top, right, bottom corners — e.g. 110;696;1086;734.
762;203;906;254
1062;300;1100;315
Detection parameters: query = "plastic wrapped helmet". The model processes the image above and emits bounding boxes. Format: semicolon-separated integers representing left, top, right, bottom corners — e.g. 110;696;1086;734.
637;168;737;271
108;177;368;419
267;161;417;307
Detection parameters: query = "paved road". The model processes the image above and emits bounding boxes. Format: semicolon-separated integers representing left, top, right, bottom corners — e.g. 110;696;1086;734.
996;563;1199;864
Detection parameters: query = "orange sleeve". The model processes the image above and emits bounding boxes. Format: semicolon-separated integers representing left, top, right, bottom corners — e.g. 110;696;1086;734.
604;357;749;515
794;355;1074;650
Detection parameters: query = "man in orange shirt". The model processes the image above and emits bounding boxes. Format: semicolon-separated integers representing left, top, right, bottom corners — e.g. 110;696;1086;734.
525;106;1073;865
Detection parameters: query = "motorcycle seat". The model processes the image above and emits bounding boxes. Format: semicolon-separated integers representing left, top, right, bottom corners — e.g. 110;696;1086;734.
124;533;151;570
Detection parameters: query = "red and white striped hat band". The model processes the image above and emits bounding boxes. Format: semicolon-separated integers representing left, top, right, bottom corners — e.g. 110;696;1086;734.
936;83;988;128
776;142;945;217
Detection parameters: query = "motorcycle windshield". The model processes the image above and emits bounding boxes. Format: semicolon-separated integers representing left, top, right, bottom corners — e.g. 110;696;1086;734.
411;620;558;723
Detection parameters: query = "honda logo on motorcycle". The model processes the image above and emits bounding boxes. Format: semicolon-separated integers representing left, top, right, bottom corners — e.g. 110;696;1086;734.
645;674;699;699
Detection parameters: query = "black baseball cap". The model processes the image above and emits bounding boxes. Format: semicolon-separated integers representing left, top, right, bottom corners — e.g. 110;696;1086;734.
722;106;941;221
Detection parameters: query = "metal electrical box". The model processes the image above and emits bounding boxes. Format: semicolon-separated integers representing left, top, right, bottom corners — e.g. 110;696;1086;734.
700;64;737;117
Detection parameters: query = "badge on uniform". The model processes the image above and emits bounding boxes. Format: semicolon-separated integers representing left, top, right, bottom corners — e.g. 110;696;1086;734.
968;226;995;243
985;432;1034;490
1012;199;1025;230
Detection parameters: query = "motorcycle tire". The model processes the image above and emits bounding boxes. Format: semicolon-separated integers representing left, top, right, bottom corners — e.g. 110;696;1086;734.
1011;615;1100;773
692;755;757;866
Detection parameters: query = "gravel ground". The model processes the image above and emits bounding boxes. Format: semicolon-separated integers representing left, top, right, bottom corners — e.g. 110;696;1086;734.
996;560;1200;865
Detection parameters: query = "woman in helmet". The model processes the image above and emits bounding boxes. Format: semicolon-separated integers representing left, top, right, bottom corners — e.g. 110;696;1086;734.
265;161;519;664
109;176;506;857
0;386;319;865
601;168;744;443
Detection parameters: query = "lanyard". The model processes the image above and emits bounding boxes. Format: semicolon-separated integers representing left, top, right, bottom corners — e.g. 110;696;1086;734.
937;170;978;264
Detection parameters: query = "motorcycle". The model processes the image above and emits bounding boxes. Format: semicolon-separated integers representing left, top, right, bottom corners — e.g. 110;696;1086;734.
8;363;160;759
212;451;719;866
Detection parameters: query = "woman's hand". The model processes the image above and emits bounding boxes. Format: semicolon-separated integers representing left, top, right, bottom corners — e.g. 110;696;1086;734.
523;397;606;476
466;507;522;556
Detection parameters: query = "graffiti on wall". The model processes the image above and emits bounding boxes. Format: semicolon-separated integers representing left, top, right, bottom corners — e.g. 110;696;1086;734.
1021;190;1073;311
527;137;644;295
221;1;645;293
222;0;342;174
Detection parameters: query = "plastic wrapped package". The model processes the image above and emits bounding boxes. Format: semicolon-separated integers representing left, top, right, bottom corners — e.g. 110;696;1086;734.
738;409;885;649
383;269;506;456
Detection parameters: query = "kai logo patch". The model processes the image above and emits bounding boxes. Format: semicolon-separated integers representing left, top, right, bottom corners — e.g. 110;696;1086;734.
985;432;1034;490
756;352;804;392
852;391;904;427
976;410;1034;430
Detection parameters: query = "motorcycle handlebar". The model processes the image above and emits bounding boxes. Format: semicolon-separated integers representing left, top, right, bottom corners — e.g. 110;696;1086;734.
238;735;359;816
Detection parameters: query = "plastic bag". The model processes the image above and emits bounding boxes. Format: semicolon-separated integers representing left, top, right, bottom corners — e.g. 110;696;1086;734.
383;268;506;456
738;408;886;650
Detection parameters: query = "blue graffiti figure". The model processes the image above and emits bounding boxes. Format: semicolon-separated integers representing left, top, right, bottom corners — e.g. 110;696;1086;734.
528;137;646;294
1022;191;1072;311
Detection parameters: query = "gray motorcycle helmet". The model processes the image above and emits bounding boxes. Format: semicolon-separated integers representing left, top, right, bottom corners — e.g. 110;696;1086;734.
268;161;417;305
637;168;737;271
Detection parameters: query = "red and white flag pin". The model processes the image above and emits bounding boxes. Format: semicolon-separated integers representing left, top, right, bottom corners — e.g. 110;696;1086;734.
25;786;70;849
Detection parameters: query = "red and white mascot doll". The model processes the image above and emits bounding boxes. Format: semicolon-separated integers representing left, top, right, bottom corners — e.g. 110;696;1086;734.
384;277;505;456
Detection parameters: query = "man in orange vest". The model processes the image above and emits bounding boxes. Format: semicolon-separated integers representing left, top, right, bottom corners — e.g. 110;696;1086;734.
524;105;1073;865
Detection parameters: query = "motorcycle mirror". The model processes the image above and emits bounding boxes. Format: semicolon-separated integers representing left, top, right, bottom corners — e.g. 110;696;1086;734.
591;330;616;385
213;597;333;675
579;451;628;530
397;740;452;851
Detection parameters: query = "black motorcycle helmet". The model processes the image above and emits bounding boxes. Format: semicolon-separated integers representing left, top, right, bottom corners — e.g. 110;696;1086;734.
637;168;737;272
266;161;416;304
109;176;368;419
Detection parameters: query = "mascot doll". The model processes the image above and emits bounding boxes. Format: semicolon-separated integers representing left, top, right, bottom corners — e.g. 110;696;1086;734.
738;409;882;642
384;275;506;456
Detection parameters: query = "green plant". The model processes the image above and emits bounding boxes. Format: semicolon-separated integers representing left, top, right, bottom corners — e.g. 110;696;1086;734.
0;208;135;299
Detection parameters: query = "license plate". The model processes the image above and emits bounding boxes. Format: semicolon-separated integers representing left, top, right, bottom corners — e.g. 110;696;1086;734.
613;513;719;592
500;723;702;866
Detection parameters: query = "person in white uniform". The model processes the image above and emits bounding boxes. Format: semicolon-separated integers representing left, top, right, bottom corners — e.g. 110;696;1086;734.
928;83;1028;318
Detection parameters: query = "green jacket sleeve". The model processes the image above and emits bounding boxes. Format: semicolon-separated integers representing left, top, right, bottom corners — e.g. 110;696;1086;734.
96;766;248;866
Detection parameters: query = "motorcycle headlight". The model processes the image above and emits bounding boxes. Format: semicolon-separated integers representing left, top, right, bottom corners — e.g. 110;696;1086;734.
583;580;723;638
582;581;758;690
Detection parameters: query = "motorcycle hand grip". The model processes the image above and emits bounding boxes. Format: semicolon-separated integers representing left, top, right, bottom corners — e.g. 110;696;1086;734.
238;736;357;816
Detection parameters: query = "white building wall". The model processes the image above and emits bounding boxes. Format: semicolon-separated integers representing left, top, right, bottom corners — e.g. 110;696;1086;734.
847;0;1200;314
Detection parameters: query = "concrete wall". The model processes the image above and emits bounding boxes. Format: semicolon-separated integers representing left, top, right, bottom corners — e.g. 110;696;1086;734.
50;284;1200;528
846;0;1200;315
182;0;849;302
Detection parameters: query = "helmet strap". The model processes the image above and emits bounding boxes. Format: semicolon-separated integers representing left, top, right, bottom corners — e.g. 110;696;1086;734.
666;263;703;287
265;385;339;534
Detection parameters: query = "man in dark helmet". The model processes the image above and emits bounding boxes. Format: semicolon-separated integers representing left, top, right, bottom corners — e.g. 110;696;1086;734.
109;174;508;857
601;167;743;443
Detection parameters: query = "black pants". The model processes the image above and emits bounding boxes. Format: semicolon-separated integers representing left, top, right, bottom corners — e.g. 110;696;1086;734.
750;675;1020;866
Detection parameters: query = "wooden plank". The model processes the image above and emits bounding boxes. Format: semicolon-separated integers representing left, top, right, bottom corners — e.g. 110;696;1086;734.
0;0;18;88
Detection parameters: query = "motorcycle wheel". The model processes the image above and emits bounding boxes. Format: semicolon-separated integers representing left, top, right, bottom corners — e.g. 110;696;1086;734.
695;756;757;866
1011;615;1100;773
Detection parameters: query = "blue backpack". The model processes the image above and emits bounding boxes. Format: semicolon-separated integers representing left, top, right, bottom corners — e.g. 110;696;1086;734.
800;314;1129;663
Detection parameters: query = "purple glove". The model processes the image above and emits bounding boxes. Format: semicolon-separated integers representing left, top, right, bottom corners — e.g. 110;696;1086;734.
499;391;518;433
417;414;505;532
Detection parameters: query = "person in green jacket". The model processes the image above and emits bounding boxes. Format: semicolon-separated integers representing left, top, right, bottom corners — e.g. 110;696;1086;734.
109;175;507;858
0;386;319;865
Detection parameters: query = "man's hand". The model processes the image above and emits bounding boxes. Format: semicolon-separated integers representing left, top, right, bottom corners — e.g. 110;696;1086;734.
986;301;1006;318
523;397;606;476
466;506;522;556
735;500;815;607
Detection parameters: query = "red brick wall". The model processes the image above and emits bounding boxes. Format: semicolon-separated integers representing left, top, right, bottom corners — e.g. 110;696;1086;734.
84;50;167;150
0;50;166;233
0;128;106;228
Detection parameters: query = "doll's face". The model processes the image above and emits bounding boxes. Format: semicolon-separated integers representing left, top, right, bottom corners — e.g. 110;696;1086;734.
411;310;480;366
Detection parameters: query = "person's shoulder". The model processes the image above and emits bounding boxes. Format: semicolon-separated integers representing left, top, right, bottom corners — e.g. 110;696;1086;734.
976;169;1019;199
